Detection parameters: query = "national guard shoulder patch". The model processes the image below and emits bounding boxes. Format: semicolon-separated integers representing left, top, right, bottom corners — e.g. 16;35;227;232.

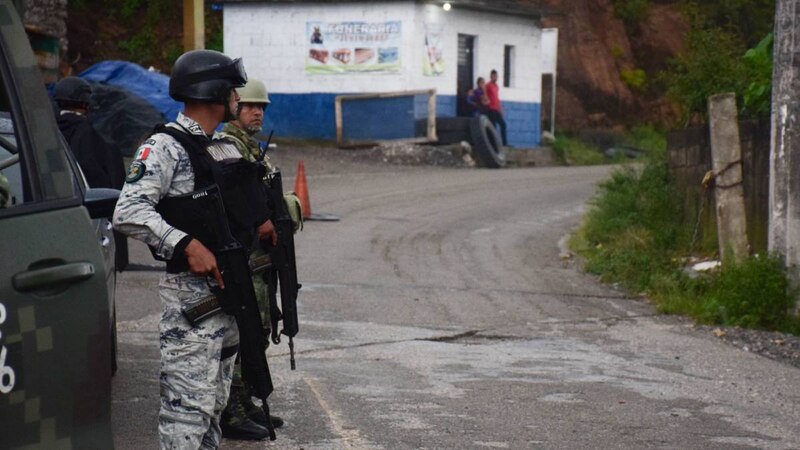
125;161;146;183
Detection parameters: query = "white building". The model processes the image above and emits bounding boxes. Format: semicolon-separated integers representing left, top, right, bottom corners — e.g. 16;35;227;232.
222;0;556;148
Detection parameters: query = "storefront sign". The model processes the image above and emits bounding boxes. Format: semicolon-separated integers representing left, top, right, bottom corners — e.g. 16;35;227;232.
423;23;445;77
306;21;402;74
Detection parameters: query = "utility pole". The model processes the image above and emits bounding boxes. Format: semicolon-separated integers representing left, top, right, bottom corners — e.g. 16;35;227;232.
770;0;800;282
183;0;204;51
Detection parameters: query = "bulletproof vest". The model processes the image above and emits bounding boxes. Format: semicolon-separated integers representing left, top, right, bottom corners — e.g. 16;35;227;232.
151;124;268;272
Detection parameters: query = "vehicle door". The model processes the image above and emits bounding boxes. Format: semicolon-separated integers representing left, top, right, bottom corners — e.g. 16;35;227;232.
0;1;114;448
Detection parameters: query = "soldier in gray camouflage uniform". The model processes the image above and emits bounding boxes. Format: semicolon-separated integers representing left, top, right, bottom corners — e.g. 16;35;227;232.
215;78;283;439
113;50;275;449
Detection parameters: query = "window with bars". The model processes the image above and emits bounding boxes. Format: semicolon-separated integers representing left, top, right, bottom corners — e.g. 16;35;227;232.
504;45;515;88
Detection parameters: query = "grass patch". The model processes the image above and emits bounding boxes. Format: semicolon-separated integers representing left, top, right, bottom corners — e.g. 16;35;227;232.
622;124;667;156
573;149;800;335
552;136;607;166
552;126;666;166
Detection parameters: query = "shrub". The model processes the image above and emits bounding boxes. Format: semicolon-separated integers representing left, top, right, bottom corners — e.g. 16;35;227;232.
552;136;607;166
685;0;776;48
664;28;746;121
620;68;648;91
613;0;652;28
702;255;796;330
119;32;157;65
741;33;773;118
574;152;800;335
622;125;666;156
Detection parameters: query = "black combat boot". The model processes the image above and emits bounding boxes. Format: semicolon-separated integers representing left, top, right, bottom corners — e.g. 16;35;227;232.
220;386;270;440
239;385;285;428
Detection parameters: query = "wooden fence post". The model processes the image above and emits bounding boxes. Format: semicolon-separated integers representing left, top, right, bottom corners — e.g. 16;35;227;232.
708;93;748;263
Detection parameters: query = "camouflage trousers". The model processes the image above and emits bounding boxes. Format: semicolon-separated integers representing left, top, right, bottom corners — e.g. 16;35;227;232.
230;248;271;389
158;273;239;450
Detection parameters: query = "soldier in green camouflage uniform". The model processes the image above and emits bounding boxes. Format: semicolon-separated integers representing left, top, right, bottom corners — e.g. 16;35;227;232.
215;78;284;439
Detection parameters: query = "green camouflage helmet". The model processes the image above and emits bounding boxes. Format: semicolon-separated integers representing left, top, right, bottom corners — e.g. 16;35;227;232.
236;78;270;105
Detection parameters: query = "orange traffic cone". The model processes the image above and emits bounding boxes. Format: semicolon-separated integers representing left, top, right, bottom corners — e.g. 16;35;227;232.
292;161;340;222
294;160;311;219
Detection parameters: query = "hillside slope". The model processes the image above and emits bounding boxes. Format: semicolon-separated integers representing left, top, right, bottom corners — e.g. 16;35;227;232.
540;0;687;129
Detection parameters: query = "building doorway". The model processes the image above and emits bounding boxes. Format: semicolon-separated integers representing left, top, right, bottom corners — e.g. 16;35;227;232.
456;33;475;116
541;73;554;135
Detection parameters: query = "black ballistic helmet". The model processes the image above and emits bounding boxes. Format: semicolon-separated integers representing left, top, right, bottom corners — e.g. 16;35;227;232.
54;76;92;106
169;49;247;104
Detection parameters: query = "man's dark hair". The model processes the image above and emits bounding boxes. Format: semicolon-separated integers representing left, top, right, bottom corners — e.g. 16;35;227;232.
490;69;498;76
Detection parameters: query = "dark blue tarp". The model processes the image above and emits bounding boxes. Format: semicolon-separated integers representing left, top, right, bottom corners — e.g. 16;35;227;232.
86;83;165;156
80;61;182;122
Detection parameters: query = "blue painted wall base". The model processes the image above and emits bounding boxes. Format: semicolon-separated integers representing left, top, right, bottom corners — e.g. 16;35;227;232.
263;93;540;147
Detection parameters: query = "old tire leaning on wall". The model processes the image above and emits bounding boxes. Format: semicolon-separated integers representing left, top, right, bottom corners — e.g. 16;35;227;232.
470;115;506;168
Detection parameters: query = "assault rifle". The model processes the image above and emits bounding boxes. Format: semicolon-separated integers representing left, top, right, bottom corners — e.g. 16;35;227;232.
258;132;301;370
181;184;277;441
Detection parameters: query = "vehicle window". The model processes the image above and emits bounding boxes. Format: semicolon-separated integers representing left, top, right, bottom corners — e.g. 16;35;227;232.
0;75;26;209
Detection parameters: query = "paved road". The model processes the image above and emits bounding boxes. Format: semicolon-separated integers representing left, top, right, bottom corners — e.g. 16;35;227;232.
111;163;800;449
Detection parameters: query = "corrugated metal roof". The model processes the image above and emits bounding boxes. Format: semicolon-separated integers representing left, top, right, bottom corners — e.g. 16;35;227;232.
218;0;543;20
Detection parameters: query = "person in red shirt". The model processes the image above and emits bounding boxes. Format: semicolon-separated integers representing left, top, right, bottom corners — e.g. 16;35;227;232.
484;69;508;146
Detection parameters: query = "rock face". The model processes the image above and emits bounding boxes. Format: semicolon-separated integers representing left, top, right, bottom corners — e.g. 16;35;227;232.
23;0;67;40
539;0;687;130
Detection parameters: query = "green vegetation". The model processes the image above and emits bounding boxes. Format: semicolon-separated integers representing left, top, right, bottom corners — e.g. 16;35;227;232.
604;0;777;125
684;0;775;48
620;68;647;91
741;33;774;117
662;1;775;121
119;0;145;20
613;0;652;28
113;0;180;67
71;0;223;69
664;28;774;121
551;136;607;166
206;7;224;53
663;28;747;121
119;32;158;66
573;149;800;334
622;124;666;153
553;125;665;166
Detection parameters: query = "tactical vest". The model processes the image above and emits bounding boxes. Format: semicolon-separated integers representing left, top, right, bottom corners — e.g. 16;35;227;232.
152;124;270;273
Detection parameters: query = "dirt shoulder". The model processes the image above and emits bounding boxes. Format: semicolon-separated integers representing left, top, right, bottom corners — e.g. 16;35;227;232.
697;325;800;370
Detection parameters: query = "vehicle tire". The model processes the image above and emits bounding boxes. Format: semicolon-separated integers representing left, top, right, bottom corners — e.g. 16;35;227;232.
469;115;506;168
111;306;118;376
